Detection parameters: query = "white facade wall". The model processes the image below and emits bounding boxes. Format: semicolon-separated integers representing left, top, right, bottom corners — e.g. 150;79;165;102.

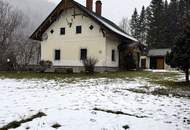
41;8;120;69
105;34;120;67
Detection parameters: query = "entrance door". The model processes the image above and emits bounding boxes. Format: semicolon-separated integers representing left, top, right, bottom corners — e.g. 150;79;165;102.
156;58;164;69
141;59;146;69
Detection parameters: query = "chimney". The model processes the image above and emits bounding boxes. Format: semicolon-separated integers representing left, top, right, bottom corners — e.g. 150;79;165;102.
96;0;102;16
86;0;93;11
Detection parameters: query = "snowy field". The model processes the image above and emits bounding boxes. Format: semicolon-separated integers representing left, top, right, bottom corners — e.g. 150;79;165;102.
0;77;190;130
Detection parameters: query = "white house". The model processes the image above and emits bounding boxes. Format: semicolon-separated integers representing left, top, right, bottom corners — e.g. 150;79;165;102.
30;0;138;72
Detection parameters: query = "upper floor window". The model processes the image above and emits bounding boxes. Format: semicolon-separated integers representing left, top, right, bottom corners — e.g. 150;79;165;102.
80;49;87;60
60;28;65;35
76;26;82;34
112;49;116;62
54;49;61;61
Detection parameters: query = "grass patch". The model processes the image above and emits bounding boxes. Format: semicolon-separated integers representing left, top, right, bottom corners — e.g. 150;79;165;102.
154;81;190;90
0;71;178;80
51;123;61;129
123;125;130;130
0;112;46;130
0;71;189;91
93;108;147;118
125;88;147;94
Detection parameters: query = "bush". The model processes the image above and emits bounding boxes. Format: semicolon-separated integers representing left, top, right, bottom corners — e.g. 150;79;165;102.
39;60;52;72
82;57;98;74
66;68;73;74
39;60;52;67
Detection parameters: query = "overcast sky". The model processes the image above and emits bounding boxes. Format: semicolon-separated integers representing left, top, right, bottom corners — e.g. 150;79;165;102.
48;0;152;24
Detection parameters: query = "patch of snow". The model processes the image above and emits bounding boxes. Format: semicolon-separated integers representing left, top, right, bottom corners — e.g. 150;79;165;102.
146;69;179;73
0;78;190;130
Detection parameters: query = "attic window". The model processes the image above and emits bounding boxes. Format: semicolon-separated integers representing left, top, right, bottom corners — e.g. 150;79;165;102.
60;28;65;35
89;25;94;30
50;29;54;34
76;26;82;34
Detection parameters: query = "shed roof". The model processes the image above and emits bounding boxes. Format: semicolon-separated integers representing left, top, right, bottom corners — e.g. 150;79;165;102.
148;49;171;56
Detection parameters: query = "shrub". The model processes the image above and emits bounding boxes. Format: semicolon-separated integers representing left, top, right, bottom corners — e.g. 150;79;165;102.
82;57;98;74
66;68;73;74
39;60;52;67
39;60;52;72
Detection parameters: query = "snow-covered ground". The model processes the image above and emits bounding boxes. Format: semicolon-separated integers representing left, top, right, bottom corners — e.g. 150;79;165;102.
0;78;190;130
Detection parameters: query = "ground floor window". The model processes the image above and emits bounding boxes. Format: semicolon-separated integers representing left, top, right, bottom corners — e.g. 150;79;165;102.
54;49;61;60
80;49;87;60
112;49;116;62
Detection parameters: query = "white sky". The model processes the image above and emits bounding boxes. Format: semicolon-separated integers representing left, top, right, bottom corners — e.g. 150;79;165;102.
48;0;152;24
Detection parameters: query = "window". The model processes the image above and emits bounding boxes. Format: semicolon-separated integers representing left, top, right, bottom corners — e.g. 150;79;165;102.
89;25;94;30
80;49;87;60
60;28;65;35
54;50;61;60
112;50;116;62
50;29;54;34
76;26;82;34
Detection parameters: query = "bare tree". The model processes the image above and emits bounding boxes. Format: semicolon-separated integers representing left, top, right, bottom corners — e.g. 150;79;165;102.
0;1;40;70
0;1;23;64
119;17;131;34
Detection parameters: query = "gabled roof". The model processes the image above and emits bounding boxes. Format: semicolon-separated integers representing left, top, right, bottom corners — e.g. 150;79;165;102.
30;0;138;42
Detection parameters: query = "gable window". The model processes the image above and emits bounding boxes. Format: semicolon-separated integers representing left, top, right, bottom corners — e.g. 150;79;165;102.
50;29;54;34
112;50;116;62
54;49;61;60
80;49;87;60
60;28;65;35
89;25;94;30
76;26;82;34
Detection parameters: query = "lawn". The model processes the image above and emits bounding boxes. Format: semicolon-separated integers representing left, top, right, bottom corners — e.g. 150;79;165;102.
0;70;189;90
0;70;180;80
0;73;190;130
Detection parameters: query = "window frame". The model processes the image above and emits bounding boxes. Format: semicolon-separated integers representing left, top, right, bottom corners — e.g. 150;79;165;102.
80;48;87;60
60;27;65;35
54;49;61;61
112;49;116;62
76;25;82;34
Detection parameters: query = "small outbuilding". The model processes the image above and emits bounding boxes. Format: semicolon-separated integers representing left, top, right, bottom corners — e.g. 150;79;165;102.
140;48;171;69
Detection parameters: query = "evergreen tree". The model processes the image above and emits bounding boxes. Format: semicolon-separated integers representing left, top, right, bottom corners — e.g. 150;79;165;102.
146;0;165;48
129;0;190;50
130;8;140;39
139;6;146;45
145;6;152;47
162;0;170;48
166;23;190;82
167;0;179;47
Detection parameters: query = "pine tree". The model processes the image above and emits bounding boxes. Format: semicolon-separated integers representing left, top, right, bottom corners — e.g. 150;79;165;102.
166;23;190;82
130;8;140;39
146;0;165;48
167;0;179;47
139;6;146;45
162;0;170;48
145;6;152;47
